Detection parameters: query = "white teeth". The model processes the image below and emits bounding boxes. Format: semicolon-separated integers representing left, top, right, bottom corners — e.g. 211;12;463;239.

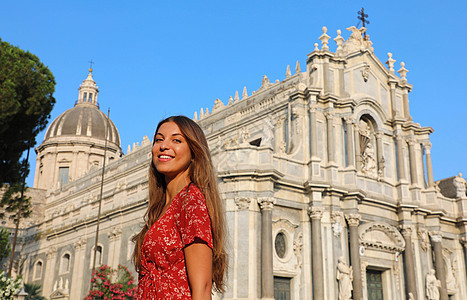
159;155;172;159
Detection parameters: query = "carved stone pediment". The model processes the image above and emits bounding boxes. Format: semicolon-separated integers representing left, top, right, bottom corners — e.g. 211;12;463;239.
50;290;69;300
359;222;405;252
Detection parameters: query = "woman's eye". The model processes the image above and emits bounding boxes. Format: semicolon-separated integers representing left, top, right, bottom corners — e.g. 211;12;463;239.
173;139;182;143
155;138;163;142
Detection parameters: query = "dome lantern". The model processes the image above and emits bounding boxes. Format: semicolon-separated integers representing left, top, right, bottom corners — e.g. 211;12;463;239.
76;68;99;107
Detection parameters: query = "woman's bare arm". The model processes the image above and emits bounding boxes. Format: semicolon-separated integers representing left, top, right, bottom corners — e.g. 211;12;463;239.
184;239;213;300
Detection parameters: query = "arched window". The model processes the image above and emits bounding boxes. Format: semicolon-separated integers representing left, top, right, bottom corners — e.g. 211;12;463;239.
83;92;87;101
60;253;71;274
33;260;43;280
90;245;103;268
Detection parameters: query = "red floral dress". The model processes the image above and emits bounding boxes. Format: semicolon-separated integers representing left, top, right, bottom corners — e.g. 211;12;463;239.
137;183;213;299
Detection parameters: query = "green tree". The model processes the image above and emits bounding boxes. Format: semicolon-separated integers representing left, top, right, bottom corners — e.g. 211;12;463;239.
0;227;11;262
24;283;46;300
0;38;55;185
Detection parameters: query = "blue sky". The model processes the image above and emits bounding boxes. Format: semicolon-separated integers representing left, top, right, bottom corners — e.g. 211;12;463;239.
1;1;465;186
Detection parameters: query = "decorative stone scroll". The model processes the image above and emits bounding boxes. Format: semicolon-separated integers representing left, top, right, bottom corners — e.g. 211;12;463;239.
418;228;430;251
345;213;361;227
234;197;251;210
331;211;344;237
258;197;275;211
358;222;405;252
307;206;324;219
108;226;122;241
293;232;303;269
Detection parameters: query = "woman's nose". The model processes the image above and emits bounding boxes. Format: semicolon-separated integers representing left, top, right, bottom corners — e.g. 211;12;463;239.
159;140;169;150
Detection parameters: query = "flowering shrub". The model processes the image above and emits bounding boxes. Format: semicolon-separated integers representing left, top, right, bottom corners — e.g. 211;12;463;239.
0;271;21;300
84;264;137;300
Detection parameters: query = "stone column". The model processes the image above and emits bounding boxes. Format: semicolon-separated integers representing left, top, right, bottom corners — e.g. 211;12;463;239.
395;134;406;181
258;197;275;300
408;138;418;185
424;143;434;187
401;226;417;299
402;91;411;120
461;237;467;282
375;131;384;177
430;233;448;300
43;246;57;298
325;112;335;163
346;214;363;300
323;58;331;94
108;227;123;268
354;123;362;171
344;117;355;167
70;239;86;300
308;206;325;300
309;105;318;159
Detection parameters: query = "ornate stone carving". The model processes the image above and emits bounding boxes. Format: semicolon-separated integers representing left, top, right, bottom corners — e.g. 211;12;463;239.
361;63;370;82
429;232;443;243
239;127;250;146
442;248;458;293
345;213;361;227
361;142;377;177
343;26;371;54
293;232;303;269
46;246;57;259
261;116;275;148
108;226;122;241
385;52;396;73
307;206;324;219
453;173;466;198
358;222;405;252
319;26;331;51
234;197;251;210
74;238;86;250
417;228;430;251
258;197;275;210
426;269;441;300
331;211;344;237
337;256;353;300
400;225;414;238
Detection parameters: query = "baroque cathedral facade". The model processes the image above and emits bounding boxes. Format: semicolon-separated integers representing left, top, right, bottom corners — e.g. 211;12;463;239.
3;25;467;300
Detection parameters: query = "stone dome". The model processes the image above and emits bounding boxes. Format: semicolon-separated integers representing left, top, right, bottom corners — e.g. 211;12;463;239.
44;106;121;146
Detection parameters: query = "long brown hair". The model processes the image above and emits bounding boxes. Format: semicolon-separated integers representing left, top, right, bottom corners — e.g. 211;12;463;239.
132;115;227;293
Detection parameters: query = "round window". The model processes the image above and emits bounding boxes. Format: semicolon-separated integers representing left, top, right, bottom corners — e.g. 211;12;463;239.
275;232;286;258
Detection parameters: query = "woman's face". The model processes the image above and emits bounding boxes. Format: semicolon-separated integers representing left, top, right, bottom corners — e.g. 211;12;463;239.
152;121;192;181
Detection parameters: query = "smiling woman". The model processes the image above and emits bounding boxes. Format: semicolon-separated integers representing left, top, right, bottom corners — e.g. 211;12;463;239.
132;115;227;299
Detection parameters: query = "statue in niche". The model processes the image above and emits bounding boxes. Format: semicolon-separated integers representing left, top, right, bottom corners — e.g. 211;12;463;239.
336;256;353;300
362;142;377;176
426;269;441;300
262;117;274;148
443;252;457;292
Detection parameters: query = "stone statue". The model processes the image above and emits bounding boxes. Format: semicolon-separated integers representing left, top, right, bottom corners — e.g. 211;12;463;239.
426;269;441;300
453;173;466;198
261;117;274;147
408;292;415;300
343;26;367;53
362;142;377;176
336;256;353;300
